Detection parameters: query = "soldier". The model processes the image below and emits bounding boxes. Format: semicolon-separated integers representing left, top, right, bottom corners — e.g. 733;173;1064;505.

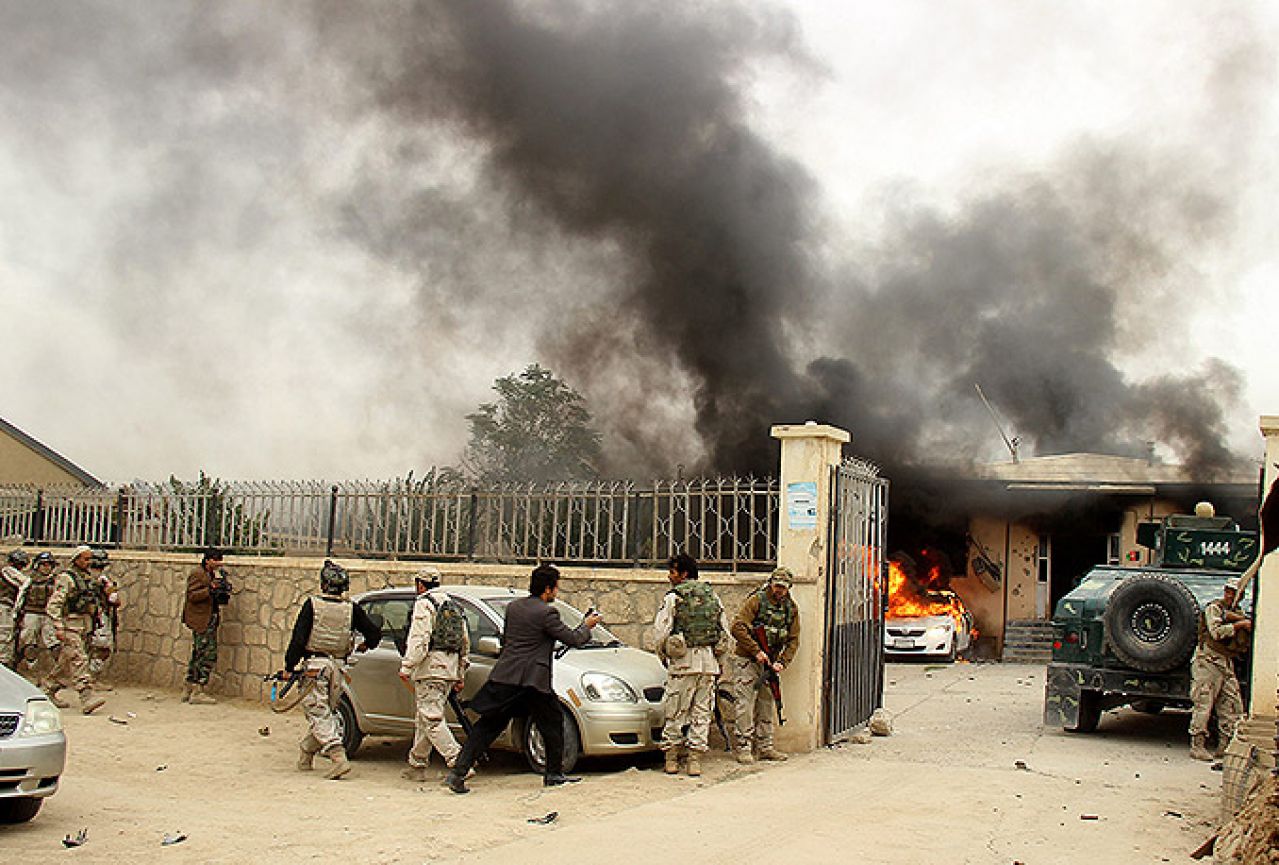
86;549;121;686
652;553;730;777
182;549;230;705
1;549;28;668
1189;577;1250;761
398;566;470;782
15;552;59;679
285;560;381;780
44;545;106;714
728;567;800;763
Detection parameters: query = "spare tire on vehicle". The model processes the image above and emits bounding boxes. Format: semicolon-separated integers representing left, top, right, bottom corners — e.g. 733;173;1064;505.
1103;574;1200;673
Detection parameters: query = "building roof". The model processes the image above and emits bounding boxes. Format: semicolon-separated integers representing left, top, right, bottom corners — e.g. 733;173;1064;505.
0;416;101;487
973;452;1256;493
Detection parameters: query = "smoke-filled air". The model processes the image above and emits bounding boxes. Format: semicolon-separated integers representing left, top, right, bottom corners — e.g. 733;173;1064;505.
2;1;1275;481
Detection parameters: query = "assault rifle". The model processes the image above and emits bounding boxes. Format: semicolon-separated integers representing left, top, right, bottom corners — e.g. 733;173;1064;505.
751;624;785;726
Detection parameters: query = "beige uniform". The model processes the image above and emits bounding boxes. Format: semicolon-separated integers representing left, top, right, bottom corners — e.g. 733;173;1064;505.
0;565;22;668
728;592;800;754
299;597;354;757
1189;598;1246;740
44;566;99;705
15;573;58;677
652;589;730;753
400;595;469;769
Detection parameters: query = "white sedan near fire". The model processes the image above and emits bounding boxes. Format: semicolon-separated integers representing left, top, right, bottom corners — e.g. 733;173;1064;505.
885;602;976;661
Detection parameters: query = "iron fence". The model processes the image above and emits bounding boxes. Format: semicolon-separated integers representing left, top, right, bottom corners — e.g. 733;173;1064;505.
0;476;778;568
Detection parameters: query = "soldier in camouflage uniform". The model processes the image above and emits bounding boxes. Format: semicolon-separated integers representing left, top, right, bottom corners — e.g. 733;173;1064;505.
1189;578;1250;761
0;549;28;669
86;549;121;685
728;567;800;763
44;546;106;714
15;552;58;679
285;560;381;780
652;553;730;777
398;566;471;781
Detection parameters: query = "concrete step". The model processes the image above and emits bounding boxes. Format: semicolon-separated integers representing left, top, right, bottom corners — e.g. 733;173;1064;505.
1002;650;1051;663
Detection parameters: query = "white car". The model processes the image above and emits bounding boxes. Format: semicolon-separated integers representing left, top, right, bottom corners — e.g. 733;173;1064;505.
0;664;66;823
885;611;975;662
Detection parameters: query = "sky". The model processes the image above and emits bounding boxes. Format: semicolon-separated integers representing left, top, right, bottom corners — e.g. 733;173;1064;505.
1;1;1275;483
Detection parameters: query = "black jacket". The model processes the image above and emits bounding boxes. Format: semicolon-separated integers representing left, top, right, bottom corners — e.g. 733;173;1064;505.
487;595;591;693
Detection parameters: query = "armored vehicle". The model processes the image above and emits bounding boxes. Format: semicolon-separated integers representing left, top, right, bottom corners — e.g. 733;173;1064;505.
1044;508;1257;732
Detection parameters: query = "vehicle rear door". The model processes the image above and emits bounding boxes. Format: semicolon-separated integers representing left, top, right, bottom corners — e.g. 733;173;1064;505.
348;595;415;731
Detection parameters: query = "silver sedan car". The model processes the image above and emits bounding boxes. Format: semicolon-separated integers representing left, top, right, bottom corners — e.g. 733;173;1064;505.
0;664;66;823
336;584;667;773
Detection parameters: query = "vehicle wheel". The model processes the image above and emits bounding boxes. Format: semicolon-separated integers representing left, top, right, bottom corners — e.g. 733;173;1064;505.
335;696;364;758
1103;574;1199;673
523;706;581;775
1064;690;1102;734
0;797;43;824
1131;700;1164;715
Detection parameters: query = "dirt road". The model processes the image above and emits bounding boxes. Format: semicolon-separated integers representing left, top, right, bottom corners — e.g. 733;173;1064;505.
1;663;1221;864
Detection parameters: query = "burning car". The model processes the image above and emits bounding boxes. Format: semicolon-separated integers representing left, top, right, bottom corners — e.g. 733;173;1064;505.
884;557;977;662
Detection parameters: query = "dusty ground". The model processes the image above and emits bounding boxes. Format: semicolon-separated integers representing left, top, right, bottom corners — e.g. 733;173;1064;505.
2;662;1225;864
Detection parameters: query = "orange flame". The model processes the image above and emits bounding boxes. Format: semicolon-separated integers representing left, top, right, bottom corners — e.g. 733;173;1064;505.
887;560;971;632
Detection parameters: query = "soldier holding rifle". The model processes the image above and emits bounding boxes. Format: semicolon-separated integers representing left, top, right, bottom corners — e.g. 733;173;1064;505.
728;567;800;764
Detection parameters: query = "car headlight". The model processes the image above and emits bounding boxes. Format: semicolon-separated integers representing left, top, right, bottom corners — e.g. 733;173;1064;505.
20;698;62;737
580;672;638;703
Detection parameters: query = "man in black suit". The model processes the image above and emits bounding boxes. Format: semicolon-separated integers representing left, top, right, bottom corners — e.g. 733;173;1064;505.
444;564;601;793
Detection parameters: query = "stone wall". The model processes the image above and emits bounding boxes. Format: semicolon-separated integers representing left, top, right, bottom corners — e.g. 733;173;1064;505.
98;549;775;701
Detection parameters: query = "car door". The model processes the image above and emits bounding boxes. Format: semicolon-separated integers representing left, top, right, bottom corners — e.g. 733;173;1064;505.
443;595;504;739
348;595;415;732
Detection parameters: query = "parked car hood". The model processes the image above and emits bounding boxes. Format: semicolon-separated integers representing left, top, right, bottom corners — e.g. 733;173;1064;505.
0;663;45;708
887;614;954;630
554;645;667;694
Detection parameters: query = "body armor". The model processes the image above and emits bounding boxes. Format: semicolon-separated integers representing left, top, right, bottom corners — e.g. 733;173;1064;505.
22;576;54;615
1197;599;1250;658
752;588;795;653
428;599;467;653
671;581;723;648
63;568;98;617
305;596;354;657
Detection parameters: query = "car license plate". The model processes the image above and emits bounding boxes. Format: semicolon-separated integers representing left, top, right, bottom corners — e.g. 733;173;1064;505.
891;638;914;649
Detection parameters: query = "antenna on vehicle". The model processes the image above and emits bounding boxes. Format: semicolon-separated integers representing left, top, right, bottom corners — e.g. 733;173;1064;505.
974;383;1020;463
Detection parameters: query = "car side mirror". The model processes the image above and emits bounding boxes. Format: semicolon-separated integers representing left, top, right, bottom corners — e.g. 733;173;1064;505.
474;635;501;657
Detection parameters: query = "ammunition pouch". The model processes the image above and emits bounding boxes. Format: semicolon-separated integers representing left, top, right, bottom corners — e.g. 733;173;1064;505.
663;633;688;660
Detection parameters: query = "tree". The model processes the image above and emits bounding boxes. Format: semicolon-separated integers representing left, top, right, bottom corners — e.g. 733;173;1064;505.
463;364;603;483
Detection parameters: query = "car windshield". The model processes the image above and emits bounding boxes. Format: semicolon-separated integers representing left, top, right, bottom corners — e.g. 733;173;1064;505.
482;596;622;648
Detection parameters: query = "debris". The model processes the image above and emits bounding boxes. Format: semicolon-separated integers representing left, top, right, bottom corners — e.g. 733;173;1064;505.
161;833;187;846
258;726;271;737
1080;814;1099;821
1189;835;1216;860
1211;762;1224;772
1014;760;1030;771
156;765;167;772
63;829;88;848
527;811;558;825
849;729;873;745
869;709;893;736
126;711;137;718
1163;810;1183;819
108;715;129;725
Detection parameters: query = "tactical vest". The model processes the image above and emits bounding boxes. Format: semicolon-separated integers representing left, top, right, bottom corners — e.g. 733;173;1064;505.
671;581;723;648
0;566;19;606
306;596;354;657
62;568;98;617
752;588;795;653
428;598;467;653
22;576;53;615
1197;599;1249;658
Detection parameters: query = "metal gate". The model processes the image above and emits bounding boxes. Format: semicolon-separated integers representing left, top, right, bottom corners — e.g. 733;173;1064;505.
823;457;889;743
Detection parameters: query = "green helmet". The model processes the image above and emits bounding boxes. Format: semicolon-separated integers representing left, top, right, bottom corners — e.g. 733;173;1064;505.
320;559;349;595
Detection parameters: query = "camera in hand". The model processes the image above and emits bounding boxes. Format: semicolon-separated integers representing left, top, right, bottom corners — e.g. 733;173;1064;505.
210;569;234;605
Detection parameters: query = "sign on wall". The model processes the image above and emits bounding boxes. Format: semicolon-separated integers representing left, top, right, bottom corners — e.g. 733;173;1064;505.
786;481;818;530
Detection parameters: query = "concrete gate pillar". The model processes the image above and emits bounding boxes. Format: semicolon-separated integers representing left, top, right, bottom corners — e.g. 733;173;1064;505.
769;422;850;752
1249;415;1279;718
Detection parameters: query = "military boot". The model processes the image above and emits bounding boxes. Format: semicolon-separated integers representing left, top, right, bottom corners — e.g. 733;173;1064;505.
188;685;217;705
1189;734;1213;761
401;765;428;782
757;747;788;762
80;691;106;715
664;749;681;775
43;686;70;709
685;753;702;777
734;748;755;765
324;747;352;780
181;682;194;703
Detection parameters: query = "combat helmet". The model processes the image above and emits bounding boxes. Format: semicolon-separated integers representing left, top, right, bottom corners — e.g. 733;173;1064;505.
7;549;30;568
320;559;349;595
34;552;55;568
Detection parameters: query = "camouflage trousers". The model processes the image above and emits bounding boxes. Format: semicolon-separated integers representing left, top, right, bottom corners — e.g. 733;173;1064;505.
1189;651;1243;739
186;621;219;685
299;658;344;756
88;620;114;679
46;617;93;698
0;603;15;668
18;613;58;679
407;678;462;768
661;672;715;753
726;655;777;752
